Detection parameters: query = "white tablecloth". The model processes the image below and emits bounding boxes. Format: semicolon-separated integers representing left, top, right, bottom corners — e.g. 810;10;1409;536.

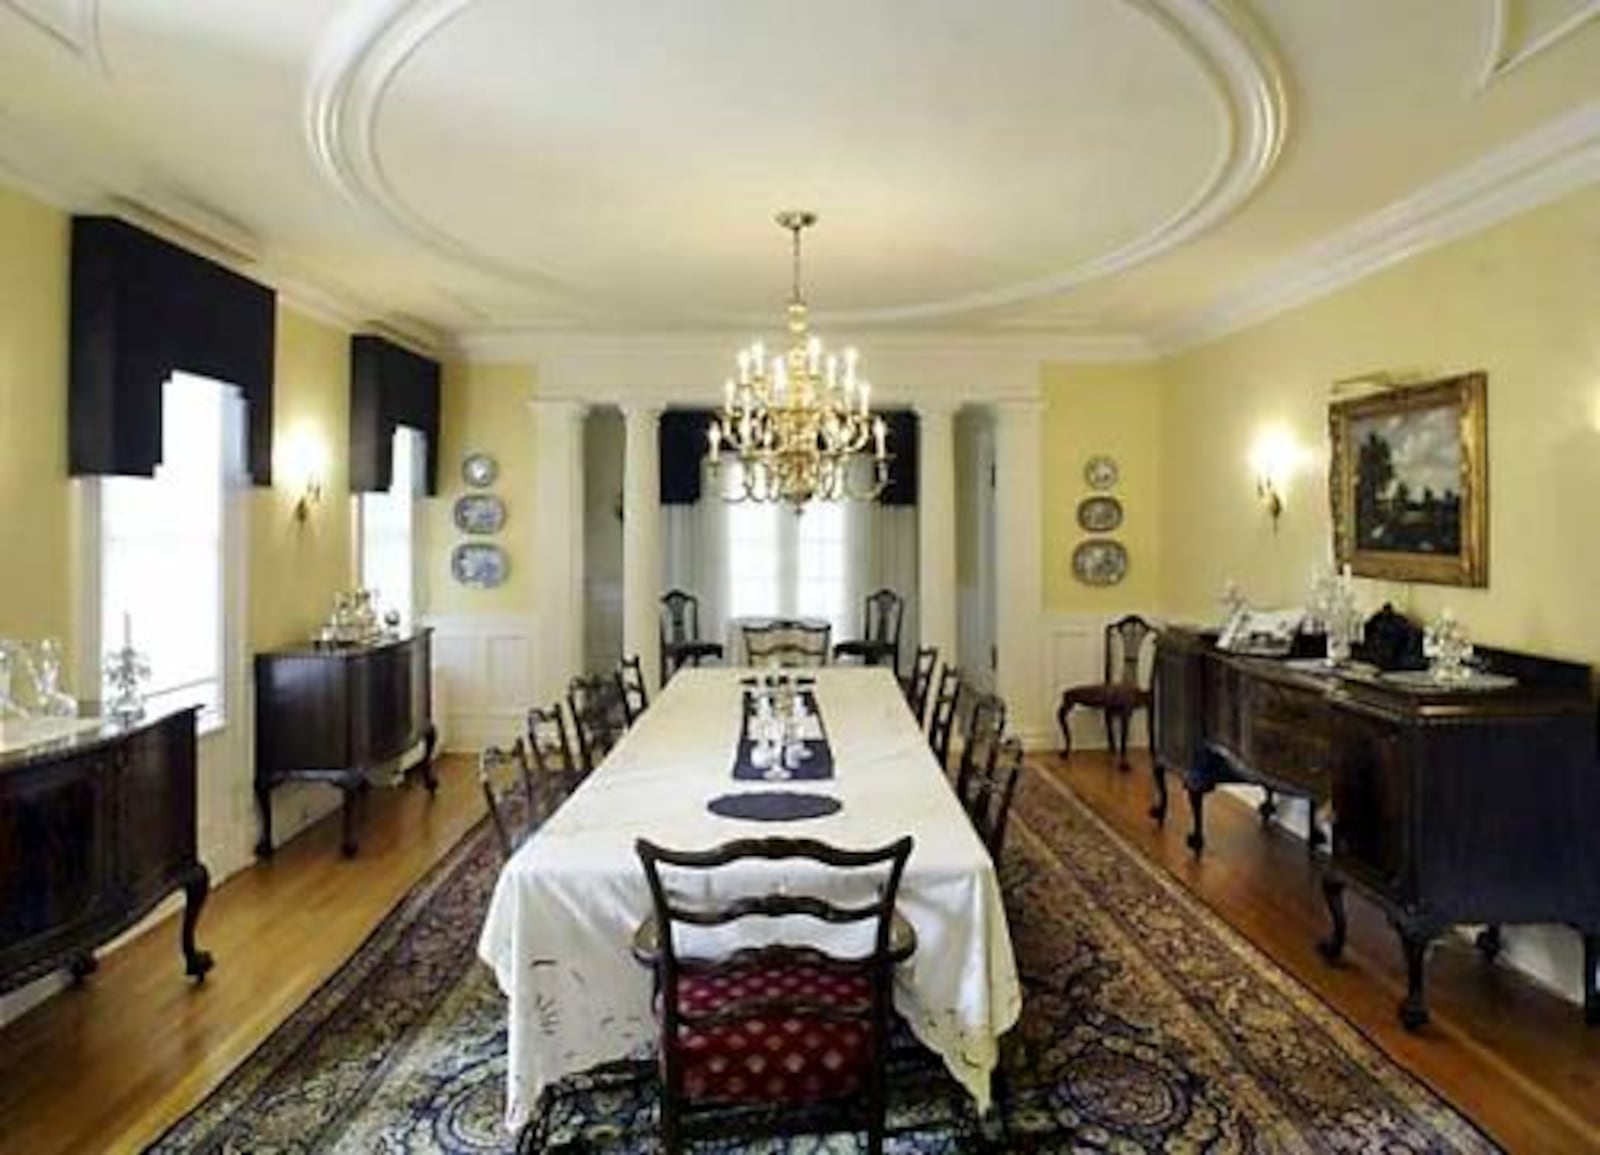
477;667;1022;1132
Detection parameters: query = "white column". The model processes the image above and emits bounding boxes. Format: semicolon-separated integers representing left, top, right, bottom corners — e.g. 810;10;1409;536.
622;403;663;691
915;400;958;666
992;398;1047;745
531;399;587;704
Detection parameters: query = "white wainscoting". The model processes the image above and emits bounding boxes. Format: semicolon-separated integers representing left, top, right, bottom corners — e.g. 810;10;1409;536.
1040;612;1156;753
423;613;537;752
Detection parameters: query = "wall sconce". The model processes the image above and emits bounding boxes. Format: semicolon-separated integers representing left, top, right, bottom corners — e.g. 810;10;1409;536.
1249;427;1303;533
279;428;327;524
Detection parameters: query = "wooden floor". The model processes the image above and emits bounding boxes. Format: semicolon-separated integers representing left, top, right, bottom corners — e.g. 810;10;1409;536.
0;750;1596;1154
0;757;484;1155
1048;750;1600;1155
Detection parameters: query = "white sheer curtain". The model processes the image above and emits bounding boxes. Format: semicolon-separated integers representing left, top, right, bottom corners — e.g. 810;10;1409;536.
661;459;918;669
661;461;730;651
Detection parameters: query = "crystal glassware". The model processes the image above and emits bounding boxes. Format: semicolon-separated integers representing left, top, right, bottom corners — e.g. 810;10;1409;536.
28;637;77;717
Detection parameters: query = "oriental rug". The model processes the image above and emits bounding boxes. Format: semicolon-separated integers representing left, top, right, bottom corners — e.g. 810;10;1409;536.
147;765;1498;1153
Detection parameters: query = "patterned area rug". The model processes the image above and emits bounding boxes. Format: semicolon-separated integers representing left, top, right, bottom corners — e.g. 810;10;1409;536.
148;766;1500;1153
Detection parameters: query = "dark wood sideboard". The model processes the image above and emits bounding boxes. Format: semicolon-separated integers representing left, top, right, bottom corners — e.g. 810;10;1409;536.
254;630;437;859
1152;626;1599;1028
0;708;211;995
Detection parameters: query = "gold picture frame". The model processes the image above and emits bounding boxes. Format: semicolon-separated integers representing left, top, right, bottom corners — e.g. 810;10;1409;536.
1329;372;1487;587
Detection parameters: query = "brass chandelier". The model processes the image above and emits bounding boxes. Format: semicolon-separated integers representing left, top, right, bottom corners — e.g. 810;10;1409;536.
706;210;890;506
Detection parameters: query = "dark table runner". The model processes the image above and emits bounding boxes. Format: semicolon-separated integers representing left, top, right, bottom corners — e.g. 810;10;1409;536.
732;685;835;781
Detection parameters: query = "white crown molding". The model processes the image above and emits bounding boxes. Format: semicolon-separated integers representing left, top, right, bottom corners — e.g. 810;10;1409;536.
0;115;446;354
303;0;1288;328
1479;0;1600;88
1;0;106;72
458;328;1155;405
1151;99;1600;354
475;330;1150;405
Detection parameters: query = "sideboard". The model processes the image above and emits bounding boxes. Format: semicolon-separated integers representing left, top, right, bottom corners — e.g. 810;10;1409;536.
0;707;211;995
254;630;437;859
1152;626;1599;1028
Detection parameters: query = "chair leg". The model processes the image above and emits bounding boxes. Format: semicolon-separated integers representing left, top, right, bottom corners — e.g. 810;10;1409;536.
1101;708;1117;762
1056;699;1073;761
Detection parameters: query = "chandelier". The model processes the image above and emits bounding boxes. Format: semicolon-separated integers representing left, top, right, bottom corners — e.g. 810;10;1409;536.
707;210;890;505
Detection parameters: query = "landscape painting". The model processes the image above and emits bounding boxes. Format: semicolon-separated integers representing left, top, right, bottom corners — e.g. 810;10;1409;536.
1329;373;1487;587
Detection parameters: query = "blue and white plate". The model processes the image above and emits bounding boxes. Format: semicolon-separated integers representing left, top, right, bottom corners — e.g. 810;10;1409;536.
451;543;510;588
453;493;506;535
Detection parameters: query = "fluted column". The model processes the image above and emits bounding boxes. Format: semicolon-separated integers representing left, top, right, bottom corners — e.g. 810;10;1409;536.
622;403;663;691
531;399;587;704
915;400;958;668
993;398;1047;744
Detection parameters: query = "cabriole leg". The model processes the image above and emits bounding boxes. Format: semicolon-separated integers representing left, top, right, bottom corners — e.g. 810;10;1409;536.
181;864;214;981
1397;925;1435;1030
1317;875;1347;961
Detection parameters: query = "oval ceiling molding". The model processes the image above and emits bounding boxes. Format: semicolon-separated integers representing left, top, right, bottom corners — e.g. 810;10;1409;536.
1478;0;1600;87
1;0;106;71
306;0;1287;327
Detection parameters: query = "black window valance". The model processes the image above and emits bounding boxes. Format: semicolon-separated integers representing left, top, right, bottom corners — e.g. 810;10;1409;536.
69;216;277;483
349;335;442;496
657;407;918;505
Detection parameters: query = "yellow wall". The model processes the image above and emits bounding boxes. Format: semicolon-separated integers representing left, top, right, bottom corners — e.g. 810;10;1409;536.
1160;184;1600;665
1042;361;1165;613
0;184;73;650
248;307;354;650
421;360;537;616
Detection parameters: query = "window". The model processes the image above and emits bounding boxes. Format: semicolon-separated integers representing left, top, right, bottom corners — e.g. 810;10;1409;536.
725;496;854;638
360;426;425;630
100;373;240;724
794;500;848;630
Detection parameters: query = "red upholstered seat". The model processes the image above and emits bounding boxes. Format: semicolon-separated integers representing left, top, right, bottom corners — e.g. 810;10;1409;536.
667;957;876;1104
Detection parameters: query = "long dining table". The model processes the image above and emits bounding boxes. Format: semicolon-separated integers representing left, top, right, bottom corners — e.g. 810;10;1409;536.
477;665;1022;1133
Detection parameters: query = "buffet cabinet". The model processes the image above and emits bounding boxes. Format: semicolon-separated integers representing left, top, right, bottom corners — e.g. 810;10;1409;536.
1152;626;1599;1028
0;708;211;995
254;631;437;859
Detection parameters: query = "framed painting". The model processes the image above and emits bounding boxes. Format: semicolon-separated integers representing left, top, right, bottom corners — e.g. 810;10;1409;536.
1329;372;1487;587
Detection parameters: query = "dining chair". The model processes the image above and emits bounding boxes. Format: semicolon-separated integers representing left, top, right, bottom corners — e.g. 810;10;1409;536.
567;673;629;774
927;665;962;769
954;692;1007;801
525;701;583;808
832;588;904;674
478;741;537;859
902;645;938;726
660;589;724;684
632;835;917;1155
1056;614;1157;769
617;653;649;725
960;736;1025;860
742;618;831;668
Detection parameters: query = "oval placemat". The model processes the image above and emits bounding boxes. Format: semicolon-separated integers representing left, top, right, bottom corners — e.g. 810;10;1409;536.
707;791;842;822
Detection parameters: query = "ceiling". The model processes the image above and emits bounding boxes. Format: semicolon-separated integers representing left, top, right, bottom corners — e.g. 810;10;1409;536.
1;0;1598;352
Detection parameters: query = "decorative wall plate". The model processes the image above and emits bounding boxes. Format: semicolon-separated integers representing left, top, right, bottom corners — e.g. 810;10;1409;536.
461;452;499;488
453;493;506;535
1076;495;1124;533
1084;455;1119;491
1072;539;1128;586
451;543;509;588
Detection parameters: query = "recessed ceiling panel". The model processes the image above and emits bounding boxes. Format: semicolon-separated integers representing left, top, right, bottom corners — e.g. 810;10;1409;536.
377;0;1225;322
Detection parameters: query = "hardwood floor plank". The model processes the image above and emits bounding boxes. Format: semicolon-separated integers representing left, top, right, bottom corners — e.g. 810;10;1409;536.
1045;750;1600;1155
